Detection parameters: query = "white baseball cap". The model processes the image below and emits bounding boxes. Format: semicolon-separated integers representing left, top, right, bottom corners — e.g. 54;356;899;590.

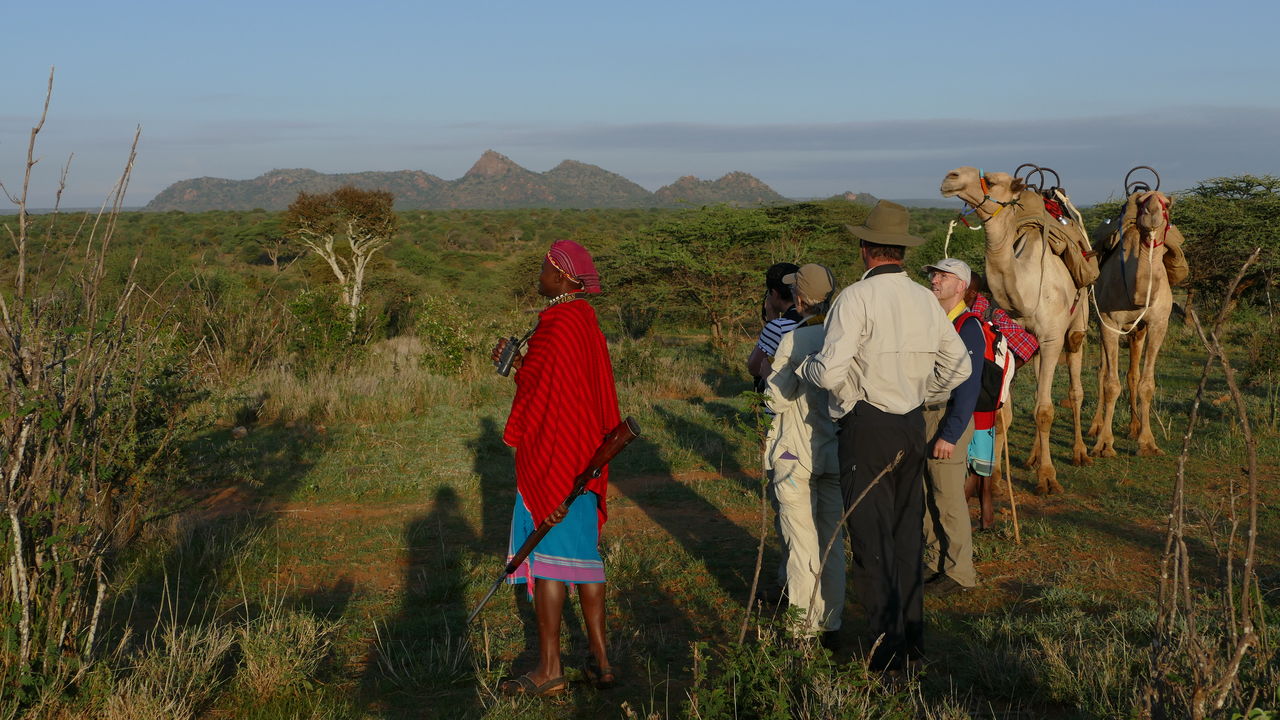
921;258;972;287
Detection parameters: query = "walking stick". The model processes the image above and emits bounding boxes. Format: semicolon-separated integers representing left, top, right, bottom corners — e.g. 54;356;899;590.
466;417;642;625
1000;410;1021;545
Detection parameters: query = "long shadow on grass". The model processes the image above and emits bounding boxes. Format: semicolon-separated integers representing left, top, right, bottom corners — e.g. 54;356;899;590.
368;418;707;718
614;411;768;630
359;486;483;719
105;423;329;644
470;416;518;549
1051;500;1280;590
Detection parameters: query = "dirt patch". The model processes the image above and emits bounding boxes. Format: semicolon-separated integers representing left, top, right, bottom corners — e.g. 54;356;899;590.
194;485;265;520
270;501;422;523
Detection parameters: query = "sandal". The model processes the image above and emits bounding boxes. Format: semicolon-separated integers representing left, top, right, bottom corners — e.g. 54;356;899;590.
583;658;618;689
499;673;567;697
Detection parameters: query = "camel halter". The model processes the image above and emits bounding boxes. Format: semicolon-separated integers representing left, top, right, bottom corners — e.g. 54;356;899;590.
967;169;1019;217
945;170;1016;254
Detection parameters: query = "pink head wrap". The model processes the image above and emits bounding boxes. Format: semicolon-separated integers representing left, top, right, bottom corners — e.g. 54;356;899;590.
546;240;601;294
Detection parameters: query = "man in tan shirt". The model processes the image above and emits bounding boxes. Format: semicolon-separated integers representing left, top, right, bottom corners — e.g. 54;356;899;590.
797;201;970;672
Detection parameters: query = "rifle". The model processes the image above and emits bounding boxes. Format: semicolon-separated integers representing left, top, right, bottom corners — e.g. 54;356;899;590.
466;416;642;625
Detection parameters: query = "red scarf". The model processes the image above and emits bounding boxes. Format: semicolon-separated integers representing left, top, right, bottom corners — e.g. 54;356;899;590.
503;300;620;529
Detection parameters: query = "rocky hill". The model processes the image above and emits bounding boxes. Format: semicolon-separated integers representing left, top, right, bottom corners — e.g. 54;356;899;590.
144;151;788;211
654;172;788;207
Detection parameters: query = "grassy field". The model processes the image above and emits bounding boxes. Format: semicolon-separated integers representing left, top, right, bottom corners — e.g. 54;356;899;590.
4;199;1277;719
80;311;1278;720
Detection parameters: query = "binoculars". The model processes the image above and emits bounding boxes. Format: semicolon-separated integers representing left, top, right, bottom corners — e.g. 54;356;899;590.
495;336;521;376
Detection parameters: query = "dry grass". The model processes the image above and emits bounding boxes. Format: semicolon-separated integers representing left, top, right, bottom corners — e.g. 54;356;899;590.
244;334;721;428
238;608;334;697
249;336;498;425
102;621;235;720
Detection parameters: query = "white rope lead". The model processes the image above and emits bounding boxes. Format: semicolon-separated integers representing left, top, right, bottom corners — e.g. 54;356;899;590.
944;217;982;259
1090;238;1155;336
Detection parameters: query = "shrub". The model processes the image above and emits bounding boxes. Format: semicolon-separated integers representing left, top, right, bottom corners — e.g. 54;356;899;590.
414;296;481;376
287;289;358;373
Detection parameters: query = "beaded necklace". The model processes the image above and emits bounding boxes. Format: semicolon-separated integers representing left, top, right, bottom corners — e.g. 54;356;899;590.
546;292;580;308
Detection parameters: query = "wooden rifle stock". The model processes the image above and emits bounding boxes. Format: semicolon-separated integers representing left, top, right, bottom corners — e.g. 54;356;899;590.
466;417;641;624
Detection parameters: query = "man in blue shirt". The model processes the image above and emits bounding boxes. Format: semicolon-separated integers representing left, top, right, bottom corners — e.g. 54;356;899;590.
920;258;985;595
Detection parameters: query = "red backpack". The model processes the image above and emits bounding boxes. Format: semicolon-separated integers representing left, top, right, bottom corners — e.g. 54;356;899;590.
953;311;1014;414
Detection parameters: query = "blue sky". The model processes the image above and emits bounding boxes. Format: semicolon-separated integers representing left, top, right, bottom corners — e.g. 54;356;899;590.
3;0;1278;206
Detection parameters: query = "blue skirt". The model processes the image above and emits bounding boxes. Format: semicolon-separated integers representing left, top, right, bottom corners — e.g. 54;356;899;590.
968;427;995;477
507;490;605;594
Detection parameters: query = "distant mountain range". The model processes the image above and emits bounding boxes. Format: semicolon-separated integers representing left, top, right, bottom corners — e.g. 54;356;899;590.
144;151;792;212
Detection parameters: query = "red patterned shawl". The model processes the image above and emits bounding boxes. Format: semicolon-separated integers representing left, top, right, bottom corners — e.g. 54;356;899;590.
503;300;619;529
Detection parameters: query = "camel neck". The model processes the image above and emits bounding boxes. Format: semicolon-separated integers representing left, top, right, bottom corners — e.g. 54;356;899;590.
982;207;1018;261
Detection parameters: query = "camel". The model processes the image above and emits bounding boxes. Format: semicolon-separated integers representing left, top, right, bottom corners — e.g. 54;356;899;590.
1087;190;1176;457
940;167;1091;494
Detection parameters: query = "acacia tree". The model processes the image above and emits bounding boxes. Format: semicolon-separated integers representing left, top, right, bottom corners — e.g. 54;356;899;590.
605;205;783;343
283;186;398;331
1174;174;1280;304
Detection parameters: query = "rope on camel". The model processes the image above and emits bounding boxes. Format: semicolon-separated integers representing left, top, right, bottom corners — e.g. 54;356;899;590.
1056;190;1157;337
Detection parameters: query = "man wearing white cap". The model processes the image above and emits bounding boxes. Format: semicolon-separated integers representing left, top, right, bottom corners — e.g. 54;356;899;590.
764;263;844;647
919;258;986;596
797;201;970;673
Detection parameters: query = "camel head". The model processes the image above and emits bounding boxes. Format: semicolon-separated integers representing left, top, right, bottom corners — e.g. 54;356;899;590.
1135;190;1172;234
940;166;1024;212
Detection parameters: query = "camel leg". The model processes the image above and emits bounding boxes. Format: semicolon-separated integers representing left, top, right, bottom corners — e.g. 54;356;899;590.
1136;322;1167;456
1067;331;1091;468
1087;331;1108;438
1126;327;1147;439
1091;327;1121;458
1031;341;1063;494
1025;360;1043;470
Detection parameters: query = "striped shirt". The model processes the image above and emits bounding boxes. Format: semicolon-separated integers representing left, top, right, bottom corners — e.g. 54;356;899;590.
757;316;800;357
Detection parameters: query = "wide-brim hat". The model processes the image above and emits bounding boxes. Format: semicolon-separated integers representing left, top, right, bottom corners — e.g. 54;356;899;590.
846;200;927;247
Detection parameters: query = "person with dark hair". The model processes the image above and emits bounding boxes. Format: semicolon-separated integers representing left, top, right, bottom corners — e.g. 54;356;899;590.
747;262;804;604
747;262;804;391
490;240;621;697
797;200;970;673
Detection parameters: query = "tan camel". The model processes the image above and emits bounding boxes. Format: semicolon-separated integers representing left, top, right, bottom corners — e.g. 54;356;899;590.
940;167;1091;494
1087;191;1175;457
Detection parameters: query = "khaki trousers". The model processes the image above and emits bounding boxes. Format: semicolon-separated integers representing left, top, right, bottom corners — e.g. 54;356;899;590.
922;408;977;588
770;462;846;634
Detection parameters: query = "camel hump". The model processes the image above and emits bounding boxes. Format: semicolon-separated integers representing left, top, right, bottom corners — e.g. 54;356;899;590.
1014;188;1099;289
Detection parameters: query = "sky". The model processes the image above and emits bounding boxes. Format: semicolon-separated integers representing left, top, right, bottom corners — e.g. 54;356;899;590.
3;0;1278;207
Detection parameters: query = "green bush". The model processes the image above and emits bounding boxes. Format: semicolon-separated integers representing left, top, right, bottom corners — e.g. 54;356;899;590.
286;290;357;372
414;296;479;375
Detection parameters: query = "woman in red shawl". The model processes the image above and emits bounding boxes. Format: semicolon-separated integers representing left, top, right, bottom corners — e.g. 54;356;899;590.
490;240;620;697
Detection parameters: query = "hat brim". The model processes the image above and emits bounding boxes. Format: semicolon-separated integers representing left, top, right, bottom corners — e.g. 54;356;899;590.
780;272;798;286
846;223;927;248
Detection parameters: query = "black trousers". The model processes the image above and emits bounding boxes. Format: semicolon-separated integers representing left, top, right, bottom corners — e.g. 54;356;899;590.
838;400;927;671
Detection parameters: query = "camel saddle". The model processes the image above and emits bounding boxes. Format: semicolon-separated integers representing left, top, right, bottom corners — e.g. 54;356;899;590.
1090;192;1189;286
1011;191;1100;289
